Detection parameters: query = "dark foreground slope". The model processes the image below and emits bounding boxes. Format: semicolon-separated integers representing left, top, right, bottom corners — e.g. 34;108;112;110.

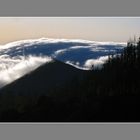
0;60;92;122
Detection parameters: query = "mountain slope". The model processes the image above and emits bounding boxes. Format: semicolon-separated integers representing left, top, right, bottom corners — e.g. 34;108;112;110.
0;59;88;96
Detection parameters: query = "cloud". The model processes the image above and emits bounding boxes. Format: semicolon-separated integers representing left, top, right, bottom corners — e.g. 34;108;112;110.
84;56;109;69
66;61;89;70
54;49;68;55
69;45;92;49
0;55;52;88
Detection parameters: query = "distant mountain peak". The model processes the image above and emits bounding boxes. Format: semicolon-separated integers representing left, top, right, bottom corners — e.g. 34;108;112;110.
0;59;88;96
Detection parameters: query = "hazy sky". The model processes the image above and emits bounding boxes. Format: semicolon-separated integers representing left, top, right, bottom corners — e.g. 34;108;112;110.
0;17;140;44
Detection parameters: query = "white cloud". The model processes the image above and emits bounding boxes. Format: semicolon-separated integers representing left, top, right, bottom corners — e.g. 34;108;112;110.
54;49;67;55
65;61;88;70
0;55;53;88
70;45;92;49
84;56;109;69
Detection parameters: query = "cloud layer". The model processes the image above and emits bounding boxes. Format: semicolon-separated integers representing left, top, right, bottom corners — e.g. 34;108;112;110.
0;38;126;87
84;56;109;69
0;55;52;88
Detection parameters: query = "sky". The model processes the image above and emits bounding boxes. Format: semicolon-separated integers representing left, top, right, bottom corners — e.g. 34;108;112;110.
0;17;140;44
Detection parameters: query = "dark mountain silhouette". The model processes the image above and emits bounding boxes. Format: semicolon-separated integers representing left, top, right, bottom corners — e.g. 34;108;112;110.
0;59;88;96
0;59;91;122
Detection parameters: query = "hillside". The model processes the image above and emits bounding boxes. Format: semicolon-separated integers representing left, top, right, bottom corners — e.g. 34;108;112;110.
0;59;88;96
0;60;91;121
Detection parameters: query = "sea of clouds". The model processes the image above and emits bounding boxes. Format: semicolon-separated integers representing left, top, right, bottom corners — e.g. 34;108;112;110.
0;38;126;88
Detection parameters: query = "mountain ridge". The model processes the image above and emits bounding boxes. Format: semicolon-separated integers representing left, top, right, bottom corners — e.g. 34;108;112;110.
0;59;89;96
